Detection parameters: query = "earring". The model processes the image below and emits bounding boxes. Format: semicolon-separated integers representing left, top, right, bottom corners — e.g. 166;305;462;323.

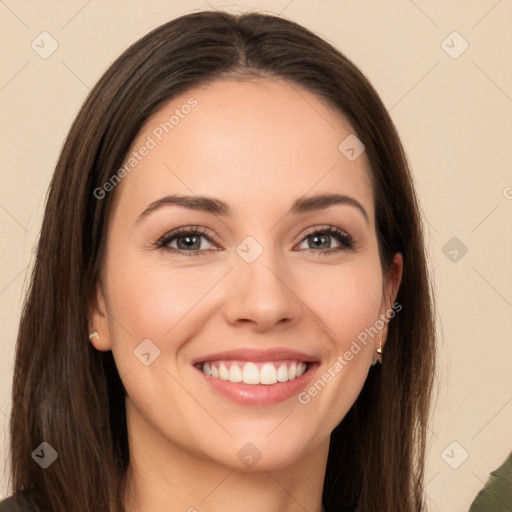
371;333;384;366
89;331;99;340
376;336;383;364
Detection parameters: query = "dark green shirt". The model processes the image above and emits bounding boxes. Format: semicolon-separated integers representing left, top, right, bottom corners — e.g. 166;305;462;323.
0;491;48;512
469;452;512;512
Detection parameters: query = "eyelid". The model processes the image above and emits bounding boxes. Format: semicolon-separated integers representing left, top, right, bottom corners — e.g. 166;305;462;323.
297;224;352;243
156;225;218;248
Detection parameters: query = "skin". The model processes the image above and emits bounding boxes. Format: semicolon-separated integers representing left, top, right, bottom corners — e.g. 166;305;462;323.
89;78;403;512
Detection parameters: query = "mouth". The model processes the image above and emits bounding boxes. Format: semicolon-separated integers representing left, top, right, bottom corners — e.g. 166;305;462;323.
192;348;319;406
194;359;310;385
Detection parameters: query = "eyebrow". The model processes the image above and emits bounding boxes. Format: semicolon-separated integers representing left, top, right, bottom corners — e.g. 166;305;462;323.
136;193;369;224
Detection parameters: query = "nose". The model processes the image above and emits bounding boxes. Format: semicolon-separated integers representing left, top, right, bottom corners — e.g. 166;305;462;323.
222;249;304;332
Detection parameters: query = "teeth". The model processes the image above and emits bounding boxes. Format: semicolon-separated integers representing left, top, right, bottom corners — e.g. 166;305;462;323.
201;360;309;385
218;363;229;380
260;363;277;385
276;363;288;383
242;362;259;384
228;364;243;383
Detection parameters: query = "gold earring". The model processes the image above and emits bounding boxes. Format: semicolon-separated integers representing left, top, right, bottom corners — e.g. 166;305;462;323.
89;331;99;340
371;333;384;366
376;333;384;364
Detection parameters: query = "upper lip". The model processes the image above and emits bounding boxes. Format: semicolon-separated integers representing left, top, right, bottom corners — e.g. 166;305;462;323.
192;348;319;365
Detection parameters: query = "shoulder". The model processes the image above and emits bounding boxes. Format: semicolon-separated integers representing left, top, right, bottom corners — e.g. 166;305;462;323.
0;495;26;511
469;451;512;511
0;491;49;512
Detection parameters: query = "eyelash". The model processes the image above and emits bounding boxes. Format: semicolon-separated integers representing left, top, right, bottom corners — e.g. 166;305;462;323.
155;225;354;257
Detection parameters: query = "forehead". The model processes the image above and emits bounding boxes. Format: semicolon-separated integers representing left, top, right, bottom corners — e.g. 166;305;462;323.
116;78;374;222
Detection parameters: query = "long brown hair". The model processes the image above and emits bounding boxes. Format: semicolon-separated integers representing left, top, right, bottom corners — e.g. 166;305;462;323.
7;10;436;512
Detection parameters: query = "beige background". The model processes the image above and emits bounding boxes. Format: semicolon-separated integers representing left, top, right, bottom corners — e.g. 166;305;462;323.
1;1;511;510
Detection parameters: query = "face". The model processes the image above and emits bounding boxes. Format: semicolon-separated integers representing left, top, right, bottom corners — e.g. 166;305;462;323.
89;78;402;472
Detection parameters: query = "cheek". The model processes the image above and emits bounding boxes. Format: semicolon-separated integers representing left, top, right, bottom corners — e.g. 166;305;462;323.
102;255;217;418
302;259;384;348
291;261;384;439
105;253;214;341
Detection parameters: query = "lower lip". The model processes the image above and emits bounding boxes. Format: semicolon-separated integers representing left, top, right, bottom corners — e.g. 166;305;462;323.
195;364;318;406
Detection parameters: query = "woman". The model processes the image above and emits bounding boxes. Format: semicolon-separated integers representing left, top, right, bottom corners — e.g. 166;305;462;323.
1;10;436;512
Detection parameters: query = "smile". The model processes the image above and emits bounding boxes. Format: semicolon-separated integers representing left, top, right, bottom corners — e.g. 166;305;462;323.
198;360;309;385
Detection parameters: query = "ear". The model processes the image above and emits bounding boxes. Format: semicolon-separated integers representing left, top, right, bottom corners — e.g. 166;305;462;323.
87;284;113;352
377;252;403;347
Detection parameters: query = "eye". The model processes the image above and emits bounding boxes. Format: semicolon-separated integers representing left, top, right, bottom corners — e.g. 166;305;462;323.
155;224;354;257
156;226;219;256
296;225;353;254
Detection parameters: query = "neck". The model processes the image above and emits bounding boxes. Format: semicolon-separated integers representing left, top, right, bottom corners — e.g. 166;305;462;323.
122;408;329;512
